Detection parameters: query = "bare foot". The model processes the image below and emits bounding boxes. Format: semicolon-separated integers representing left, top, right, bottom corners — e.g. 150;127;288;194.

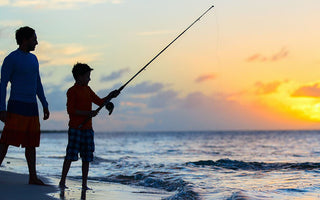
59;181;68;189
82;185;92;190
29;177;47;185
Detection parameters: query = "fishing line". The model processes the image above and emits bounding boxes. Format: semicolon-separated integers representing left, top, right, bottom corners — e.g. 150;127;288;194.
79;5;215;128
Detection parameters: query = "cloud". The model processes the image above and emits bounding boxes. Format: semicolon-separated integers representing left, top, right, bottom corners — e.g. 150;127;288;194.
0;21;23;40
0;50;6;56
0;20;23;27
143;91;277;131
36;41;100;67
147;90;179;108
110;0;123;4
44;86;67;111
93;91;245;131
100;68;130;82
37;78;318;131
115;90;266;131
0;0;9;6
291;83;320;98
254;81;282;95
125;81;165;95
1;0;123;9
0;50;7;63
195;73;216;83
246;47;289;62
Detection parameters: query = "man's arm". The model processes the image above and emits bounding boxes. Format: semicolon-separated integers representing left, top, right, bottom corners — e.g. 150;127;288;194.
0;56;13;122
0;111;6;123
36;74;49;120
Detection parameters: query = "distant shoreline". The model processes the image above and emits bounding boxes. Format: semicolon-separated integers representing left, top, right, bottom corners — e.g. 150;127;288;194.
41;130;68;133
0;130;68;133
1;129;320;134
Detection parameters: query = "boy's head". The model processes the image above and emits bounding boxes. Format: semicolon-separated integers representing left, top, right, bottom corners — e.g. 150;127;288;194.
72;63;93;85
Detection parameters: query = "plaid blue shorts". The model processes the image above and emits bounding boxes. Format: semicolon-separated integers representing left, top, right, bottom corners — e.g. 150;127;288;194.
65;128;95;162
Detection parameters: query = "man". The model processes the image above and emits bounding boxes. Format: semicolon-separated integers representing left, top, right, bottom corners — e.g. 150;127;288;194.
0;26;50;185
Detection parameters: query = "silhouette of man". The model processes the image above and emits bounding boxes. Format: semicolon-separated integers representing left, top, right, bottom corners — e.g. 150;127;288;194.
0;26;50;185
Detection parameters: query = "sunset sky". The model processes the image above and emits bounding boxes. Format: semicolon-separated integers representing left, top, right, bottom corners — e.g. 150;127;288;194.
1;0;320;131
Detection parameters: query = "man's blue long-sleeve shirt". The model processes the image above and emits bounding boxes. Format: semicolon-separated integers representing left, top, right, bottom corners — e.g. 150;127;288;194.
0;49;48;111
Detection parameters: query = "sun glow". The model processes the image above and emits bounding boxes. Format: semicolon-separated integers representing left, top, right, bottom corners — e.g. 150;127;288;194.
233;80;320;127
289;101;320;121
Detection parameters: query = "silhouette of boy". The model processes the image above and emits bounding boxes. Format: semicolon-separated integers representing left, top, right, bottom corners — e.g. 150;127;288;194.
59;63;119;190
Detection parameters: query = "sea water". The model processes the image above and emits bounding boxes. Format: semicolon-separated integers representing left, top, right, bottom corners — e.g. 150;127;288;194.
2;130;320;200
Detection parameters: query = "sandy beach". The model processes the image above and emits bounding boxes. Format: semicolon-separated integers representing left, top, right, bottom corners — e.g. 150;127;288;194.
0;170;57;200
0;169;173;200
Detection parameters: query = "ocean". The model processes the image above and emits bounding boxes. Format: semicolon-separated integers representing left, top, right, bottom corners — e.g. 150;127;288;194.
2;130;320;200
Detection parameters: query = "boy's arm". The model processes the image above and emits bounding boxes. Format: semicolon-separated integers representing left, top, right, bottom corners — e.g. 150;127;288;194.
67;89;98;118
75;109;98;117
103;90;120;103
89;88;120;106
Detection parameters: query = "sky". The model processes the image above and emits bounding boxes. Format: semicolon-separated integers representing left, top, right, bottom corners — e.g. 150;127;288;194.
1;0;320;131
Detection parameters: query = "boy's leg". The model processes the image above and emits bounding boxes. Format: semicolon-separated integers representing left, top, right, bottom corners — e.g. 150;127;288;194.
25;147;45;185
82;161;89;189
59;159;72;188
0;143;9;166
80;129;93;190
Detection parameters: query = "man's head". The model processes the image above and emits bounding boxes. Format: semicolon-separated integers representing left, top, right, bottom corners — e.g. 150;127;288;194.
16;26;38;52
72;63;93;85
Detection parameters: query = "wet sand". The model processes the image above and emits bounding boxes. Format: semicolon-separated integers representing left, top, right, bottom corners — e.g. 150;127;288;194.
0;170;173;200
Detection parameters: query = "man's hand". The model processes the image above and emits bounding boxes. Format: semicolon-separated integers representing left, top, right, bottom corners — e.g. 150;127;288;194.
43;108;50;120
0;111;6;123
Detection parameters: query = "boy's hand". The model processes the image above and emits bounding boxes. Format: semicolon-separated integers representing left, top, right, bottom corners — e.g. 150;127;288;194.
0;111;6;123
90;110;99;117
108;90;120;99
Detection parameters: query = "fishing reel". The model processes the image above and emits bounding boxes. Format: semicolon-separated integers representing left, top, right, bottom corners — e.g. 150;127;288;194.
105;102;114;115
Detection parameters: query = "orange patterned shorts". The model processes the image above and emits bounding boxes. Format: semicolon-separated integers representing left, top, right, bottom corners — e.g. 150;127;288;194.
0;100;40;147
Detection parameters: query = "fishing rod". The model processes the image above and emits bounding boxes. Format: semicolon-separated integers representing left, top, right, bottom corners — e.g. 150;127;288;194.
79;5;214;128
118;5;214;92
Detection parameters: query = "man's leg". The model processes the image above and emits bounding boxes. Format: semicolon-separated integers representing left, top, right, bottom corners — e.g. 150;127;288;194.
82;161;89;190
0;143;9;166
59;159;72;188
25;147;45;185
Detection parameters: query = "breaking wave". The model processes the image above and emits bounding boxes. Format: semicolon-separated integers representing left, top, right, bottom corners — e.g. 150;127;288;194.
187;158;320;171
89;171;199;200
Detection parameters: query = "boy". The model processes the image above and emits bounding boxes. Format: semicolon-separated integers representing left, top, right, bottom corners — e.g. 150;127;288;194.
59;63;119;190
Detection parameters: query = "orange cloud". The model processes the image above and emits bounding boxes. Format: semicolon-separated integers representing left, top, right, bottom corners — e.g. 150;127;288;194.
246;47;289;62
291;83;320;98
254;81;283;95
195;74;216;83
